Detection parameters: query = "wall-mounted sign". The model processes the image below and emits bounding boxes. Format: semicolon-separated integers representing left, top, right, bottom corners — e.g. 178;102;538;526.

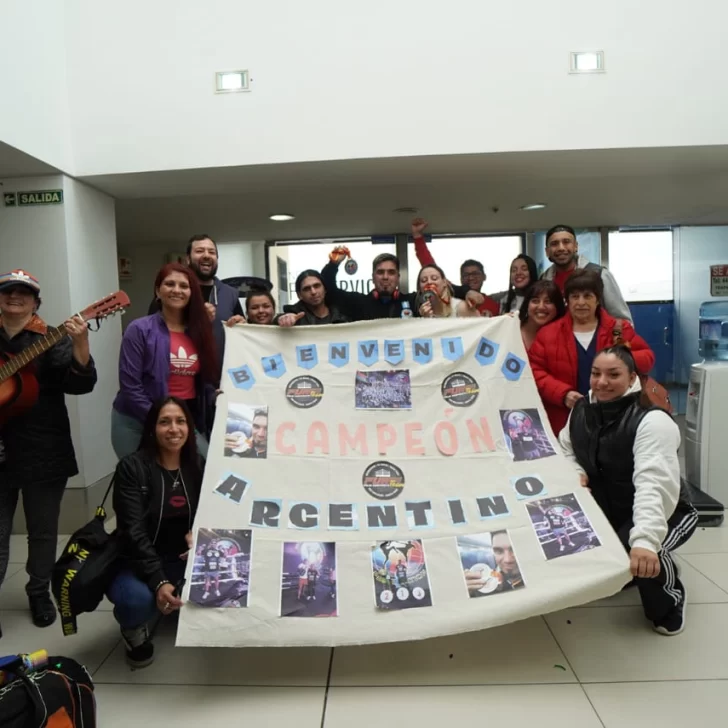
9;190;64;207
119;256;133;280
3;193;17;207
710;264;728;297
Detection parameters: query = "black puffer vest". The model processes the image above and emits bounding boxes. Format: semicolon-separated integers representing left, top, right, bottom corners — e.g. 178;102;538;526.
569;392;691;529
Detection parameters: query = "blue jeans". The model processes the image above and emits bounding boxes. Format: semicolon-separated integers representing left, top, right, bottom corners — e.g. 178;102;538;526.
111;408;209;460
107;560;186;630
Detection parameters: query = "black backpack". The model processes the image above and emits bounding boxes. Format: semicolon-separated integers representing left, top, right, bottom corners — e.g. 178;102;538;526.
0;656;96;727
51;478;120;636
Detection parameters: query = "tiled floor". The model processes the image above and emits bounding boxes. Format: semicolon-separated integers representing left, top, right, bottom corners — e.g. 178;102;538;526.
3;523;728;726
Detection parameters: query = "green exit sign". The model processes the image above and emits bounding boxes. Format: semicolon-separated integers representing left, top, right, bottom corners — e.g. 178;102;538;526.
17;190;64;206
3;190;64;207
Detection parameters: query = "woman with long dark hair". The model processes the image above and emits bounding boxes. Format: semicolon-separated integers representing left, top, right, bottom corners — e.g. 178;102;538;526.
559;344;697;635
112;263;218;459
493;254;539;315
518;280;566;350
107;396;203;668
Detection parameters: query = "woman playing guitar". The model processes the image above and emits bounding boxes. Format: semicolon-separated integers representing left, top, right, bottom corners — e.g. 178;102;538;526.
0;269;97;631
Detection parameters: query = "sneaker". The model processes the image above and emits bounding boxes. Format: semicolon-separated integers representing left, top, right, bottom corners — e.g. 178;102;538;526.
121;625;155;669
653;589;687;636
215;589;220;597
28;593;56;628
202;592;209;600
559;544;565;552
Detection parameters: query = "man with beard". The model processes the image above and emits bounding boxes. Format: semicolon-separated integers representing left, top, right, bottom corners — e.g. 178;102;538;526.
491;530;524;590
540;225;631;321
464;530;524;595
224;410;268;459
148;234;245;358
277;270;349;326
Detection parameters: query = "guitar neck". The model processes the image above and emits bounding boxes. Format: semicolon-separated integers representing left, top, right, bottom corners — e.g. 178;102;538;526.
0;324;68;382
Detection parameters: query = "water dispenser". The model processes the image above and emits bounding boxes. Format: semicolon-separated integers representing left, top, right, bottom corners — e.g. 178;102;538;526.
699;300;728;361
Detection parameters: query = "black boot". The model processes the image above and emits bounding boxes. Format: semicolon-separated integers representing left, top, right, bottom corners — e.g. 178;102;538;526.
28;593;57;628
121;625;155;669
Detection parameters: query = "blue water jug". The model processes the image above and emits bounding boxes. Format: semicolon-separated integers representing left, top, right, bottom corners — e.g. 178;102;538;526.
699;301;728;361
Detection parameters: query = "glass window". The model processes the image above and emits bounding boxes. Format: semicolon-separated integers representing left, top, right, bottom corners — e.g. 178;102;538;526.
608;230;673;302
267;239;396;308
407;236;523;294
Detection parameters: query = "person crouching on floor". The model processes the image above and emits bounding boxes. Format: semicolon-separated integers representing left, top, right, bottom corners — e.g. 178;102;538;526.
107;396;203;668
559;344;698;636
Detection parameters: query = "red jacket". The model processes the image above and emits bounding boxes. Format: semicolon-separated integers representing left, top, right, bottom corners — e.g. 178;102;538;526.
528;310;655;435
413;236;499;316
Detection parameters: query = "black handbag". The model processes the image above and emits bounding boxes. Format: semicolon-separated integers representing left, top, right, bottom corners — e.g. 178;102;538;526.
0;655;96;727
51;477;120;636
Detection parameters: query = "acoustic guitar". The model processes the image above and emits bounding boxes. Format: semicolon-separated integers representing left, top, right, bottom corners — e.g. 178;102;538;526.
0;291;130;427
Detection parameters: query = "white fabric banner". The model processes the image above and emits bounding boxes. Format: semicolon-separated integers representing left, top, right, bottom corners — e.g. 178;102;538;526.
176;316;630;648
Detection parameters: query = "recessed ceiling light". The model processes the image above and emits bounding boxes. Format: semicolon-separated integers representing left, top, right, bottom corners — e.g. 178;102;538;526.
215;70;250;93
520;203;547;211
569;51;605;74
269;213;295;221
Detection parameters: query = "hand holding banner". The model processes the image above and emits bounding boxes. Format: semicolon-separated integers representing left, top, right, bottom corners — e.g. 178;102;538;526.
177;316;630;648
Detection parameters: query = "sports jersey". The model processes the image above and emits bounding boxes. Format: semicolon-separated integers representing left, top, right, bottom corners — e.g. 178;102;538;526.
204;548;223;572
545;510;566;529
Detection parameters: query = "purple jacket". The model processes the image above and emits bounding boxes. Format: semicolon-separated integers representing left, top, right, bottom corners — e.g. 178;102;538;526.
113;314;214;434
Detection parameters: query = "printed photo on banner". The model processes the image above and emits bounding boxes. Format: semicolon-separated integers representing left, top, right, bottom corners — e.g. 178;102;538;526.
355;369;412;410
457;530;525;597
526;494;601;560
371;539;433;610
500;408;556;462
189;529;252;608
280;541;338;618
224;403;268;459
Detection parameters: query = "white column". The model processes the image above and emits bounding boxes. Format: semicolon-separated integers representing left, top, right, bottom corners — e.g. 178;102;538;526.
62;177;122;487
0;175;121;490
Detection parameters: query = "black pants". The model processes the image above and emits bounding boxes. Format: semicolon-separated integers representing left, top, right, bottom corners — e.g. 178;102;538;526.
616;505;699;622
0;478;67;597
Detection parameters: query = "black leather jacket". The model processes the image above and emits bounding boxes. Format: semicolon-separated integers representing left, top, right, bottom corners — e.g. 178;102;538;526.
281;299;350;325
112;450;202;591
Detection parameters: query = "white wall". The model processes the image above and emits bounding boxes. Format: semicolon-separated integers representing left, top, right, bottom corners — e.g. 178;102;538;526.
117;240;265;325
0;1;72;171
216;241;255;280
65;0;728;176
674;226;728;381
62;178;122;486
0;176;72;331
116;242;175;323
0;175;120;488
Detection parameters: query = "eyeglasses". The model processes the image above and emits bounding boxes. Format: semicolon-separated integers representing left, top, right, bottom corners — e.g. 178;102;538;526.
462;271;484;280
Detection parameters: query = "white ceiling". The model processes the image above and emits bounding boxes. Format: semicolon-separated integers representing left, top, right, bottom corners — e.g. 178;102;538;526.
6;142;728;244
89;146;728;245
0;141;60;179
